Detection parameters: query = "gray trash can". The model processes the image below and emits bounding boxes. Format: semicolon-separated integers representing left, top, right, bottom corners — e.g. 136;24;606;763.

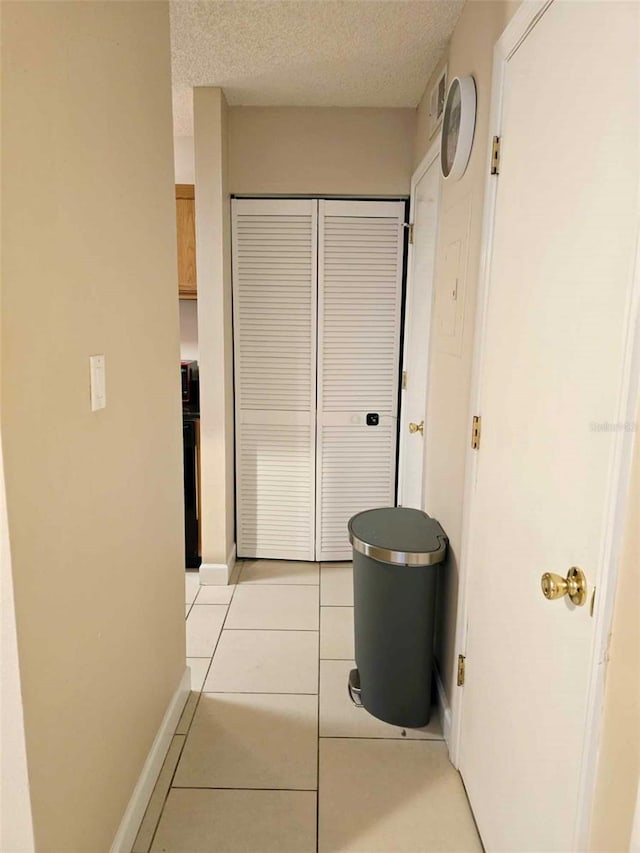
347;507;448;729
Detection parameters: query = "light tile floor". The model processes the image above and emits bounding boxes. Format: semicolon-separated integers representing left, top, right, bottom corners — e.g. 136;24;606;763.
132;560;482;853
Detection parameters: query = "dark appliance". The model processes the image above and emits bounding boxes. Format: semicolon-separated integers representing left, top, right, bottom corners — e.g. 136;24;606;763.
183;415;200;569
181;360;199;408
182;361;200;569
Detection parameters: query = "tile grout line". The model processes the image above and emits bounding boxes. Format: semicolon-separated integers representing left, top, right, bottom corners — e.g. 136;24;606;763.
172;785;316;794
146;631;215;848
202;627;319;632
319;735;445;744
230;581;320;586
190;576;239;700
147;575;243;852
170;785;319;792
199;690;319;696
132;736;185;853
177;565;449;849
318;734;445;742
319;658;354;662
144;732;189;853
173;568;329;850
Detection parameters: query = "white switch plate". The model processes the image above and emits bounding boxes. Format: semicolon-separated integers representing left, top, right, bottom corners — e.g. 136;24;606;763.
89;355;106;411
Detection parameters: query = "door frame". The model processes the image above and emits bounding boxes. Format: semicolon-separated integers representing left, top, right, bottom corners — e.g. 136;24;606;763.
397;134;441;507
448;3;640;849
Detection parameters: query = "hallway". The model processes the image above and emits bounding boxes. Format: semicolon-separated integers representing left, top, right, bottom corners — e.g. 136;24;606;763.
132;561;481;852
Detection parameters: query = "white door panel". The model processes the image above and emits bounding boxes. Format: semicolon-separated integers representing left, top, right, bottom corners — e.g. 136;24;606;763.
316;200;405;561
236;418;316;560
316;417;397;561
459;2;639;850
232;198;317;560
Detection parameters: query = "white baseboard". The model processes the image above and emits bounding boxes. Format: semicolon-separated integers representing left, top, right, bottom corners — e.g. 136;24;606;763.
199;562;228;584
200;543;236;585
110;667;190;853
435;667;452;745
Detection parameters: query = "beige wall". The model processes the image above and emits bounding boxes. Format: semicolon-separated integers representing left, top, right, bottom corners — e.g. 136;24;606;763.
414;0;516;698
590;411;640;852
228;107;416;196
194;88;236;576
1;3;185;850
176;106;414;196
174;135;195;184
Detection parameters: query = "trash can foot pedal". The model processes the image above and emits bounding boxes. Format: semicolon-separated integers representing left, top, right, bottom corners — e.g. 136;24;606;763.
348;669;363;708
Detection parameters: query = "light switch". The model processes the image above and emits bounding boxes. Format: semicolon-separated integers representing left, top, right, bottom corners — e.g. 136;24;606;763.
89;355;106;411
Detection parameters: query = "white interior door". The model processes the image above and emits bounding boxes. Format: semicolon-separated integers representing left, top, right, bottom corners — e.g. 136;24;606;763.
398;146;441;509
232;199;317;560
316;200;405;561
459;3;639;851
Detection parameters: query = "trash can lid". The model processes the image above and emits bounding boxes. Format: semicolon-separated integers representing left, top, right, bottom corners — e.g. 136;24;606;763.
348;507;448;566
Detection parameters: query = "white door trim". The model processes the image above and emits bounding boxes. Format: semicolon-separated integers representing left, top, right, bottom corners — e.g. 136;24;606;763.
448;4;640;851
397;134;441;507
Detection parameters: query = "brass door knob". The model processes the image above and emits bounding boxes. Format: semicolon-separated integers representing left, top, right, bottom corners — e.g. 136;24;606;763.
409;421;424;434
541;566;587;606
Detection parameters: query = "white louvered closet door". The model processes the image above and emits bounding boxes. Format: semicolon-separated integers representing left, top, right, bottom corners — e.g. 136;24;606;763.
316;200;405;561
232;199;317;560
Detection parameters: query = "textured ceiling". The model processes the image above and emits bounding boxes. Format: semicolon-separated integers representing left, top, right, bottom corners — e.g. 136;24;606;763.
170;0;464;135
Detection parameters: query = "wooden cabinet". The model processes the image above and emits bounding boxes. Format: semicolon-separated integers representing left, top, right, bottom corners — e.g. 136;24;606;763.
176;184;197;299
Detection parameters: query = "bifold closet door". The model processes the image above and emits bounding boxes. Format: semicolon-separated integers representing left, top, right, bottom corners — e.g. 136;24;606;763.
232;199;317;560
316;200;405;561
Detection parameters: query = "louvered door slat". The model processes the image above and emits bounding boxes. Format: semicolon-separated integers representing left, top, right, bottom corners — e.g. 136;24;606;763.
237;421;314;558
233;199;317;560
317;419;396;558
316;200;404;561
319;207;403;415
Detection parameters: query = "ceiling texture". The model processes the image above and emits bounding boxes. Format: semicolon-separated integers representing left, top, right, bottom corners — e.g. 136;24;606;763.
170;0;464;135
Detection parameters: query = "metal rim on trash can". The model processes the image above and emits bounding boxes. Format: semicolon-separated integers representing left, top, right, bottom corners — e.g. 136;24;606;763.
348;530;447;566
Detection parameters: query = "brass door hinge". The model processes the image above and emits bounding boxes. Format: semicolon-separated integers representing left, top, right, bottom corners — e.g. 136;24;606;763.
491;136;501;175
471;415;481;450
404;223;414;244
457;654;466;687
402;370;408;390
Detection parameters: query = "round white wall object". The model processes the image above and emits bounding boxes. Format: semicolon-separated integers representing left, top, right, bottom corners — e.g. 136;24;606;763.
441;76;477;181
